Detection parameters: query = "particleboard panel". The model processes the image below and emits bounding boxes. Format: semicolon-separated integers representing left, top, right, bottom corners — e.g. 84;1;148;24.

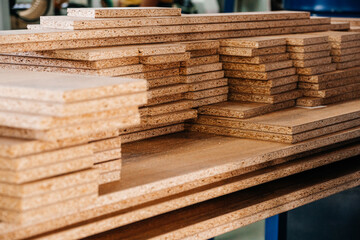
0;155;94;184
0;55;140;69
330;22;350;31
220;53;290;64
193;94;228;108
94;149;122;164
67;7;181;18
40;11;311;30
297;90;360;107
219;45;286;57
0;107;138;130
0;24;331;53
198;100;295;119
220;36;286;48
229;82;297;95
0;115;139;141
286;43;330;52
211;99;360;134
296;63;336;75
188;78;228;92
298;75;360;90
281;33;329;45
181;55;220;67
228;75;298;88
190;118;360;143
142;109;197;125
184;86;228;100
181;70;225;83
140;53;190;65
0;169;98;198
223;60;293;72
147;75;183;89
299;66;360;83
91;137;121;153
289;50;330;60
180;62;223;75
148;84;188;99
0;144;92;171
121;124;185;143
0;69;146;102
225;68;296;80
180;40;220;51
309;31;360;42
0;129;118;158
303;83;360;98
293;56;332;68
0;181;98;212
0;92;146;117
229;90;303;104
0;19;327;46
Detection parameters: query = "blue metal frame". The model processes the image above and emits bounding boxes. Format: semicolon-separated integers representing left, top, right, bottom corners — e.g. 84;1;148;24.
265;213;288;240
223;0;235;13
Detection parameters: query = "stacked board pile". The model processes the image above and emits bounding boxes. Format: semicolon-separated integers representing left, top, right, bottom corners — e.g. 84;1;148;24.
0;9;332;53
329;21;350;31
0;8;334;143
0;70;146;225
117;43;197;143
296;31;360;107
180;40;228;108
331;17;360;32
189;99;360;143
220;36;301;114
0;43;200;143
2;127;359;239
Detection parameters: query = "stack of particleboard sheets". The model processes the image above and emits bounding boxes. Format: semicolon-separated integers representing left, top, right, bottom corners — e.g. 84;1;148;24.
180;40;228;108
8;128;360;239
330;22;350;31
0;9;332;53
295;32;360;107
0;43;177;77
189;99;360;143
0;42;199;143
220;36;301;112
0;70;146;224
119;44;197;143
331;17;360;27
317;31;360;70
79;156;360;240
